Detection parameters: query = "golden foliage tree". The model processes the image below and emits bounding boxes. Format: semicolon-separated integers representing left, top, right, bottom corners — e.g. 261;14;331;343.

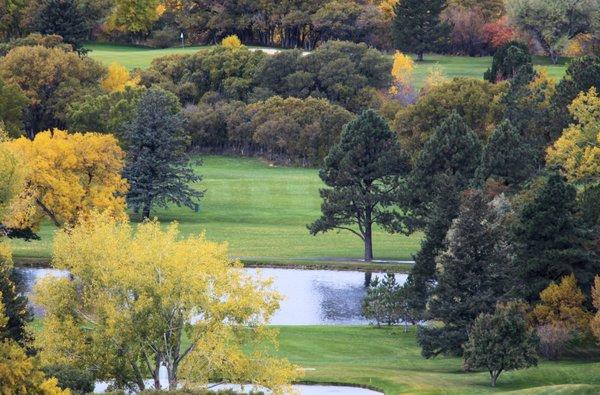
0;146;24;224
547;87;600;182
221;34;243;48
389;50;414;95
101;63;140;93
2;130;127;230
34;213;299;392
531;274;591;334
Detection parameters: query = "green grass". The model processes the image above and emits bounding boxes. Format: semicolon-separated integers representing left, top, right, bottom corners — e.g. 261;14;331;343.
85;43;569;87
273;326;600;394
10;155;421;269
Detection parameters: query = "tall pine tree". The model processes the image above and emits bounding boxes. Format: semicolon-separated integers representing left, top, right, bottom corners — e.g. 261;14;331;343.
308;110;411;261
124;88;203;219
418;190;516;358
0;244;31;347
391;0;450;61
513;173;598;302
34;0;88;50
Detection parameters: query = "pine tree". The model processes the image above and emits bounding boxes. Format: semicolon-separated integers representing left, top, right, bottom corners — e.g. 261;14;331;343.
34;0;88;50
124;88;203;219
513;173;599;302
476;119;536;187
391;0;450;61
308;110;411;261
0;244;31;347
417;190;516;358
484;41;532;83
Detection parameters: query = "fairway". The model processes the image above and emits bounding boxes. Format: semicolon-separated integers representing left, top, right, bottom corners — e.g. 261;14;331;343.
11;156;421;267
275;326;600;394
85;43;568;88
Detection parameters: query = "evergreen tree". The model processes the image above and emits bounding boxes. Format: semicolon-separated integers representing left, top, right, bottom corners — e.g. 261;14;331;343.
0;245;31;347
512;173;599;302
418;191;516;358
484;41;532;83
405;112;482;308
308;110;411;261
476;119;536;187
463;301;538;387
34;0;88;50
124;88;203;219
391;0;450;61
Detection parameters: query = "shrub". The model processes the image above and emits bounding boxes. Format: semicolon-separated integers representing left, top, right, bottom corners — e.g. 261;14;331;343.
363;274;404;326
42;364;94;393
147;26;180;48
536;324;571;360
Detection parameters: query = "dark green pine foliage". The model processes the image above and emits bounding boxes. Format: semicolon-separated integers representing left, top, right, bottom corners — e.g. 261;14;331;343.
308;110;411;261
35;0;88;50
391;0;450;61
463;301;538;387
0;255;32;346
513;173;599;302
550;56;600;140
124;88;203;220
418;191;516;358
405;111;482;308
484;41;532;83
476;119;536;188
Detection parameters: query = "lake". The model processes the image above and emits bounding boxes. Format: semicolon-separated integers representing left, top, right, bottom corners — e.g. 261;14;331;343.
16;267;406;325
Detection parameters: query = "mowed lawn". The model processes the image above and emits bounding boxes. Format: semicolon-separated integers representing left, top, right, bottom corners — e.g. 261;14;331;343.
11;156;421;266
242;326;600;394
85;43;568;88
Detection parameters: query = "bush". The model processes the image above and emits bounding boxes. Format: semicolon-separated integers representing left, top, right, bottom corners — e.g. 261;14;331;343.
484;41;532;83
42;364;94;393
536;324;571;360
147;27;181;48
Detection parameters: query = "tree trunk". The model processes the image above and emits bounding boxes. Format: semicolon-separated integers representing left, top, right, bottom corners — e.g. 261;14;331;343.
490;369;502;387
364;271;372;287
417;51;424;62
142;195;153;220
364;222;373;261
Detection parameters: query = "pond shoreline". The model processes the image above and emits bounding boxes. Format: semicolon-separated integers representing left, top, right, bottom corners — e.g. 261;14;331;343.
14;256;413;273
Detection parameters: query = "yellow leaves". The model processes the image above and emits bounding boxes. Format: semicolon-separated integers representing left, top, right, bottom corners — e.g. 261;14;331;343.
101;62;140;93
2;129;128;229
391;50;414;89
35;212;299;390
422;64;449;94
222;34;243;49
531;274;591;334
547;88;600;182
0;145;25;221
378;0;399;21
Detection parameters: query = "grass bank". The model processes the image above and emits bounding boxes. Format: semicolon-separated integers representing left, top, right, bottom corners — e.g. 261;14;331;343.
85;43;568;88
11;156;420;270
275;326;600;394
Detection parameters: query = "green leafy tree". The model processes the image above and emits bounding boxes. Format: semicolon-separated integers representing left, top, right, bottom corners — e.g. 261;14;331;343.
507;0;597;63
484;41;533;82
362;273;403;327
308;110;411;261
512;173;599;302
418;190;516;357
463;301;538;387
33;0;88;50
0;244;31;347
391;0;450;61
124;88;203;219
476;119;536;187
0;77;29;137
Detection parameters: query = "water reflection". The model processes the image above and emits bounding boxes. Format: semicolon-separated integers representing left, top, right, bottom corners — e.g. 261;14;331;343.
17;267;406;325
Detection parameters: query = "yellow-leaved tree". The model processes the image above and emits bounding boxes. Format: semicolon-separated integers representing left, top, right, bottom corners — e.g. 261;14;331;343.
531;274;591;334
101;62;140;93
390;51;414;94
221;34;243;48
0;145;25;225
2;129;128;230
34;213;300;392
547;87;600;182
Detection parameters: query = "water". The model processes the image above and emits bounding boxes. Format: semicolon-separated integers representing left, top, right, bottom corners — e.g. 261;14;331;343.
16;267;406;325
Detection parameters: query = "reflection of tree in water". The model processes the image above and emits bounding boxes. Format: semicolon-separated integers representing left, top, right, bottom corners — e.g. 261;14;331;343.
314;282;367;323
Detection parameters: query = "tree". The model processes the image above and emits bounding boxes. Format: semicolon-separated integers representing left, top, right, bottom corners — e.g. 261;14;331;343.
124;88;203;219
221;34;242;48
417;190;516;357
391;0;450;61
484;41;532;83
2;130;128;230
0;241;31;347
33;0;88;50
389;51;416;105
512;173;598;302
308;110;411;261
107;0;163;38
463;301;538;387
0;77;29;137
476;119;536;187
591;275;600;342
34;213;299;391
0;45;104;138
531;274;592;334
101;63;140;93
362;273;403;327
547;88;600;182
507;0;597;63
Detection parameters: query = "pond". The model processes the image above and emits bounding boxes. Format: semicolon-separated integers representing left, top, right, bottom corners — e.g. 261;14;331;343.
16;267;406;325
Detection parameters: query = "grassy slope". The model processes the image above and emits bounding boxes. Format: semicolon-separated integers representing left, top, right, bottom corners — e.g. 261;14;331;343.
275;326;600;395
11;156;421;268
85;43;568;87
